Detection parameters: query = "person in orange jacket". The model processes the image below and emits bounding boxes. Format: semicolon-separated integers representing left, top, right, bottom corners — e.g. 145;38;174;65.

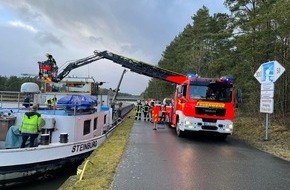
151;104;160;130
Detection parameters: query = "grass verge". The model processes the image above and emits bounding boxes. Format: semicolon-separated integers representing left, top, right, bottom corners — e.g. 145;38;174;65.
233;116;290;161
59;110;135;190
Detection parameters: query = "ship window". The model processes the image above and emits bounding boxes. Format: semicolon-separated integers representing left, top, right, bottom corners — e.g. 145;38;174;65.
83;120;91;135
104;115;107;124
93;117;98;130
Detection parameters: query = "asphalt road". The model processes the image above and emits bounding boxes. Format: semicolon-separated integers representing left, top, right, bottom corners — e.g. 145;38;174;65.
111;120;290;190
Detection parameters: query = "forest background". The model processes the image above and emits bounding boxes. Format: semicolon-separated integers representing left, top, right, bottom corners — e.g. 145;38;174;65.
143;0;289;119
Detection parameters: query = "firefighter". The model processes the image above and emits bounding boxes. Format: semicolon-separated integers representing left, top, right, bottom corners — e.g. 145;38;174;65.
135;100;142;120
159;104;166;123
46;53;58;78
148;102;154;122
142;102;150;121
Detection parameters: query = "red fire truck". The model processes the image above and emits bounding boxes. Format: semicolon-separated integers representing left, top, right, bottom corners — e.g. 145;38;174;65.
38;50;240;139
170;75;235;139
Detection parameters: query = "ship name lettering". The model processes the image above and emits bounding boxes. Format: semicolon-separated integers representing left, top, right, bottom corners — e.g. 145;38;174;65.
71;140;98;153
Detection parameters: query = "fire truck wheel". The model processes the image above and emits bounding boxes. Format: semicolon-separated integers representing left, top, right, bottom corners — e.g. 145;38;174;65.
176;125;184;137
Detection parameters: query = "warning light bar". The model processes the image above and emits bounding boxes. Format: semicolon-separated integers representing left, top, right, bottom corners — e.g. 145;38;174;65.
220;76;233;83
187;73;198;79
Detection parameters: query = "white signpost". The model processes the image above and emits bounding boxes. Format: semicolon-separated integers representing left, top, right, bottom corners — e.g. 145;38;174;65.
254;60;285;140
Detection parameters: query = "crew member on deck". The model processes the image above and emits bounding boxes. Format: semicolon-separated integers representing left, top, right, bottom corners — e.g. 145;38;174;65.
45;97;57;109
19;105;42;148
22;94;32;108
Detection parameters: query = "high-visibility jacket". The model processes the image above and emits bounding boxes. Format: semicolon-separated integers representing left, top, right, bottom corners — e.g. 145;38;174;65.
135;103;142;113
143;104;150;113
45;97;56;106
151;105;160;124
19;112;42;134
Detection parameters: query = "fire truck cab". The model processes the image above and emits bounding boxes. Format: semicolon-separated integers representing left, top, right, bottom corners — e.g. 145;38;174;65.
171;75;234;139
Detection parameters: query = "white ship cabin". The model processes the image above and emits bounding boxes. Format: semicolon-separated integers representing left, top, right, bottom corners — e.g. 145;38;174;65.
32;77;108;107
44;77;93;93
42;76;94;99
0;77;113;149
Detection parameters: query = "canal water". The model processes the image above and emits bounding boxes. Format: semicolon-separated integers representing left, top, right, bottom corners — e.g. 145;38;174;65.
6;167;76;190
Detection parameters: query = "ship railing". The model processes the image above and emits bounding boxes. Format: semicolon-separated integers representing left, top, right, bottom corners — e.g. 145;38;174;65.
0;91;26;109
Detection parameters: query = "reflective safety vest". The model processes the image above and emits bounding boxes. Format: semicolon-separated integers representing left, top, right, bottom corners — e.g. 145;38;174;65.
151;105;160;124
45;98;56;105
135;103;142;113
19;112;42;134
143;104;150;113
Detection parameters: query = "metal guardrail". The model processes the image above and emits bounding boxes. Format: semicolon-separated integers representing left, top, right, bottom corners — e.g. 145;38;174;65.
119;104;134;118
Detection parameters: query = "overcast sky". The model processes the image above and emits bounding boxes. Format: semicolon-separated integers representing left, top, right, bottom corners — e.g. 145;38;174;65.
0;0;227;95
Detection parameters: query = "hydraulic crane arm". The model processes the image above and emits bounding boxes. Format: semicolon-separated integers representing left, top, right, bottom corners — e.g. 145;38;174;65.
56;54;103;82
95;51;187;84
38;50;187;84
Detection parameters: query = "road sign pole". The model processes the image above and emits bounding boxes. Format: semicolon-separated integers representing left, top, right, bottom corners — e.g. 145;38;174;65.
265;113;269;141
255;60;285;142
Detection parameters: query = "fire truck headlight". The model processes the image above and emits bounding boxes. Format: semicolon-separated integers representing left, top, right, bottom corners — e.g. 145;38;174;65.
225;128;231;132
228;124;233;130
184;120;194;128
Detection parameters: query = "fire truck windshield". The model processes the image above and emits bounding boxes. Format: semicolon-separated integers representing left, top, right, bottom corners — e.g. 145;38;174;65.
189;84;232;102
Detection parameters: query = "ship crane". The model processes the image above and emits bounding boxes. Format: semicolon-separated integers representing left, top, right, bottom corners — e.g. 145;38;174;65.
38;50;186;84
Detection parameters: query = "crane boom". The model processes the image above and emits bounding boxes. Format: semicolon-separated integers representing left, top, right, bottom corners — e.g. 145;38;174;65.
38;50;187;84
